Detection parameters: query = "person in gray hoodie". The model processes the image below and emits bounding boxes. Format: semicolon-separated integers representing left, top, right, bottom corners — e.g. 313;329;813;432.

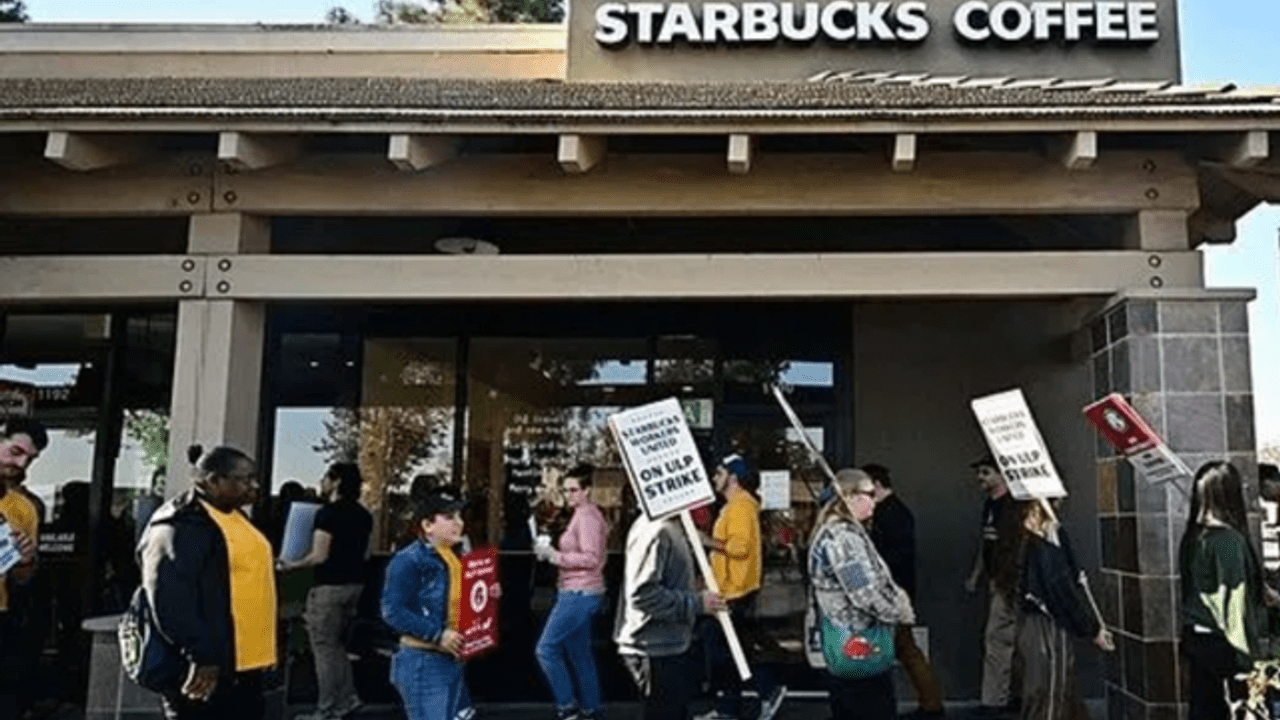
614;511;724;720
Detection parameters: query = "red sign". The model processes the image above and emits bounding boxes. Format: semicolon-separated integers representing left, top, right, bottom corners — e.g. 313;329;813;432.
1083;393;1191;484
458;546;499;660
1084;393;1159;455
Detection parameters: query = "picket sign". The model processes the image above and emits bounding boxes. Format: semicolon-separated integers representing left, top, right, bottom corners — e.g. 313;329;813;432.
970;389;1109;638
608;398;752;682
1083;393;1191;488
970;388;1067;501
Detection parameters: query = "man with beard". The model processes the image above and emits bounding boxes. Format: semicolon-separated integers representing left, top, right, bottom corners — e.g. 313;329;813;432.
0;417;48;718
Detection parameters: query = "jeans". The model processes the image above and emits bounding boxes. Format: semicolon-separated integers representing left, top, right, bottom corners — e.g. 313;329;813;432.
622;650;702;720
160;672;265;720
703;592;780;716
303;583;364;718
391;647;473;720
536;590;604;715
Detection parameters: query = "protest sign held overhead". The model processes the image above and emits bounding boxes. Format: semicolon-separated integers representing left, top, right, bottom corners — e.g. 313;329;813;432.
608;397;715;521
971;388;1067;500
1084;393;1191;485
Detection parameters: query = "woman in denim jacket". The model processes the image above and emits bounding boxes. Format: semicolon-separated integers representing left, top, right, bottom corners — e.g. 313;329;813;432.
381;487;474;720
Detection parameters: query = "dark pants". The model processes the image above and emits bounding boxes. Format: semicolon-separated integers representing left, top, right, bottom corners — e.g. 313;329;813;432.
1183;630;1238;720
622;651;702;720
161;672;265;720
1017;613;1088;720
0;613;21;720
703;591;781;716
828;670;896;720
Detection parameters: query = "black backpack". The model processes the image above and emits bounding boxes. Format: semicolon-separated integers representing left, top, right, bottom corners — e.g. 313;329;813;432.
118;585;186;693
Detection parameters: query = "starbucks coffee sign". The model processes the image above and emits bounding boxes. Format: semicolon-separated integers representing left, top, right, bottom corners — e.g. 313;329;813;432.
595;1;1159;46
568;0;1178;82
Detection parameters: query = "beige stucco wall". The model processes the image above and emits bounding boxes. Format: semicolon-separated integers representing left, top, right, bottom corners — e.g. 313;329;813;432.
0;24;567;79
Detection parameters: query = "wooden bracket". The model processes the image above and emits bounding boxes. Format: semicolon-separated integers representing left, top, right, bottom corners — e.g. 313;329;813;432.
557;135;606;174
388;134;459;172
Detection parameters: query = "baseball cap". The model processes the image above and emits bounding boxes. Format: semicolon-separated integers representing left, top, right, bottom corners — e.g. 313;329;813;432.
970;452;999;470
419;486;467;517
720;454;750;480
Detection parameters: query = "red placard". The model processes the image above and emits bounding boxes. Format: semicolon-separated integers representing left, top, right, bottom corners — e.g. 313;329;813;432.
458;546;499;660
1083;393;1160;455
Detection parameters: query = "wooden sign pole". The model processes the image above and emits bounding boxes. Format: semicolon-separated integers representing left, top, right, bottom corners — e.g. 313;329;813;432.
1036;498;1108;634
679;510;752;682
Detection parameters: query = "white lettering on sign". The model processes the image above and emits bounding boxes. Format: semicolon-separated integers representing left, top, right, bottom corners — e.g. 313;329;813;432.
596;0;1159;46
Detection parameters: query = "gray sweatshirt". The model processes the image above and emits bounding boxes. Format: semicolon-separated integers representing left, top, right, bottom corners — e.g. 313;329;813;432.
613;514;701;657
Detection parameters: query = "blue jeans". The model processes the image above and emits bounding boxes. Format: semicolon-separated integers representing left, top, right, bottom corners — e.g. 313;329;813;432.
536;590;604;715
390;647;474;720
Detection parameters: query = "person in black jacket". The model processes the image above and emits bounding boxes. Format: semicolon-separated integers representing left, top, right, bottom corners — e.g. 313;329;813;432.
137;445;278;720
1015;500;1113;720
865;463;945;719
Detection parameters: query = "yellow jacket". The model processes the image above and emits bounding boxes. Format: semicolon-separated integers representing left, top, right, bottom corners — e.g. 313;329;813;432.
710;490;762;600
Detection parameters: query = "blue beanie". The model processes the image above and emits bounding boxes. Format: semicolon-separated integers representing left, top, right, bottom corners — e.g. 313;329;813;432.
720;454;749;480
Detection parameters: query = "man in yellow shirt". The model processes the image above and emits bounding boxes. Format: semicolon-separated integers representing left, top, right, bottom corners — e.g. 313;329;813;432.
698;454;786;720
0;418;47;719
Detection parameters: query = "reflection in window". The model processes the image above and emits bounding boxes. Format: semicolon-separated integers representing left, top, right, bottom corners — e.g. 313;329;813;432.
467;339;640;550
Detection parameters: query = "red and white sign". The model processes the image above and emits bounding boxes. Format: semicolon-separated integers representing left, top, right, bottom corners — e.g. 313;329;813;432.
458;546;500;660
1083;393;1191;484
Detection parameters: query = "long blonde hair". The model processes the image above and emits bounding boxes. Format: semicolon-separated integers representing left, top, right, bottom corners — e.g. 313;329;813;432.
810;468;874;545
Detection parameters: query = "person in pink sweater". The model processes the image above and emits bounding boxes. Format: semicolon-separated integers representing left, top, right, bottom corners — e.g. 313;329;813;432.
534;463;610;720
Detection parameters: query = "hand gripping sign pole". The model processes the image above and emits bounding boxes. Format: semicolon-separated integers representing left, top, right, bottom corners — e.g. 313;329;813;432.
608;398;752;681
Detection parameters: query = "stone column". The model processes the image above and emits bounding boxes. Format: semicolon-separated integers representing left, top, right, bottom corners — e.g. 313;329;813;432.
1090;290;1258;720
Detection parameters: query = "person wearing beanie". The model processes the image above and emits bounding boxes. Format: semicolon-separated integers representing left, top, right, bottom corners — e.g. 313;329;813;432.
696;454;786;720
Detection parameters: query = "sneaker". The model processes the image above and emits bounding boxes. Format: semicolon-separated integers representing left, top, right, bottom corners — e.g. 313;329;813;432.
693;711;738;720
556;707;581;720
338;699;365;717
759;685;787;720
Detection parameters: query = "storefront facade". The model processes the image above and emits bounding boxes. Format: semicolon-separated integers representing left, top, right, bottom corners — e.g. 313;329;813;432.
2;4;1279;716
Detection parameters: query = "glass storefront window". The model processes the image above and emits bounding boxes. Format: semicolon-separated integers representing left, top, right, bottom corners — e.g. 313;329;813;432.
466;338;641;550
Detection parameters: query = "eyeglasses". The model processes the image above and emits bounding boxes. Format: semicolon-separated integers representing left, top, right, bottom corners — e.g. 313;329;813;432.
850;489;876;498
565;487;584;493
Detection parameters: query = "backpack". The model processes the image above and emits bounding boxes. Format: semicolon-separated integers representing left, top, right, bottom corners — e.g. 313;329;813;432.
118;585;186;693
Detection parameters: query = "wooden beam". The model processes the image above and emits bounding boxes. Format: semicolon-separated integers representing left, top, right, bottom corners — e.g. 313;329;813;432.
387;134;459;172
206;150;1198;216
727;134;753;175
557;134;606;174
197;250;1202;301
0;255;205;302
1126;209;1189;250
1059;131;1098;171
0;150;1200;217
43;131;146;172
1222;131;1271;169
0;153;212;215
891;133;917;172
217;131;301;172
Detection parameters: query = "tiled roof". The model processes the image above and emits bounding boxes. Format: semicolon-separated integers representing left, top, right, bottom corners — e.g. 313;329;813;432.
2;75;1279;124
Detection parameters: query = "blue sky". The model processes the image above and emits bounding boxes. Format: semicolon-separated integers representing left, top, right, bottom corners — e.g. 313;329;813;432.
19;0;1280;452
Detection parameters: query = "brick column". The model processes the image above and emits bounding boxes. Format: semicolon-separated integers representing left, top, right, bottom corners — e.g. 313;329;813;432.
1090;291;1258;720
